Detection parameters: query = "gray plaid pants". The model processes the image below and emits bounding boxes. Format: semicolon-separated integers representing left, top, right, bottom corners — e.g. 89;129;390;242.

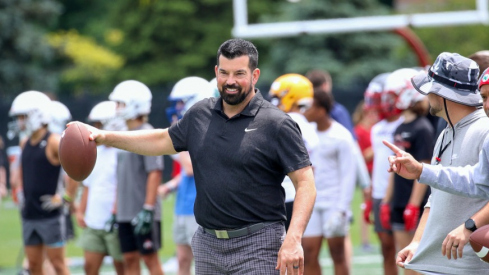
191;222;285;274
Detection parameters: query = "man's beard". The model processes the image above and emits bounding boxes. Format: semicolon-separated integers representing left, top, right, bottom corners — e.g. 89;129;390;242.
429;104;441;116
219;84;252;106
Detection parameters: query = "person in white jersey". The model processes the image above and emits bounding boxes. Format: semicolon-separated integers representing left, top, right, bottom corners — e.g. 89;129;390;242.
370;71;404;275
302;87;357;275
76;101;126;275
268;73;318;232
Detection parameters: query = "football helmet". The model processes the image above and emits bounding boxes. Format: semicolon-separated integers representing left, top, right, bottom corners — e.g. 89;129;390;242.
109;80;152;120
48;101;72;134
364;72;391;112
8;91;52;138
166;76;215;124
209;77;220;98
382;68;422;117
88;101;126;131
269;73;313;113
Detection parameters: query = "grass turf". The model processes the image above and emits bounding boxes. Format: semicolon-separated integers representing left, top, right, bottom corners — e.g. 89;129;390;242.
0;187;380;274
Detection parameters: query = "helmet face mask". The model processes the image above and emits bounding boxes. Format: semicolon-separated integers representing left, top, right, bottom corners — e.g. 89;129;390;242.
381;68;421;118
109;80;152;120
269;73;313;113
166;76;215;124
9;91;52;138
88;101;126;131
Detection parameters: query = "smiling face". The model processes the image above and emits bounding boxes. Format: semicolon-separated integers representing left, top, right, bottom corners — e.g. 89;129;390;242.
215;55;260;106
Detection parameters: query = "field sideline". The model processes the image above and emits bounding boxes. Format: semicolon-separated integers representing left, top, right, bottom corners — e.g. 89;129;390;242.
0;188;383;274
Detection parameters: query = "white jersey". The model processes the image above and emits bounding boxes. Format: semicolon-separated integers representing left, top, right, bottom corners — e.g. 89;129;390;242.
282;112;318;202
83;145;118;230
371;117;404;199
310;121;357;211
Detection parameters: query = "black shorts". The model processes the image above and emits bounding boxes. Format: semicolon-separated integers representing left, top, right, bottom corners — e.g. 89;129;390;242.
391;206;405;231
118;221;161;255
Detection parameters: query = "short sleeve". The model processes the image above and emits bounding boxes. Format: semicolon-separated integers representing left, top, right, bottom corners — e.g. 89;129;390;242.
168;109;190;152
276;117;311;175
143;155;164;173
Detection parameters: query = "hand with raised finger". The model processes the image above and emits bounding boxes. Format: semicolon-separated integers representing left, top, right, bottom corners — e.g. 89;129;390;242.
396;242;419;268
382;140;423;180
441;223;470;260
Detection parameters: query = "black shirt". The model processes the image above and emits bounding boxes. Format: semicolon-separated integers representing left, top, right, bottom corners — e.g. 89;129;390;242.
169;91;311;229
21;132;62;219
392;117;434;208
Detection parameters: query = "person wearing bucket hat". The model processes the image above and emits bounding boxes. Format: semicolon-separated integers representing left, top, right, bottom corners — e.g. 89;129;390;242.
383;67;489;198
383;52;489;274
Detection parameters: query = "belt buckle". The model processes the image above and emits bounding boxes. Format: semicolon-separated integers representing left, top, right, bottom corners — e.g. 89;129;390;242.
215;230;229;239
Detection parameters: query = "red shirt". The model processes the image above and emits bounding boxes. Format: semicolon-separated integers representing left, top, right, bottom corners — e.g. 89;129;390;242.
354;125;373;174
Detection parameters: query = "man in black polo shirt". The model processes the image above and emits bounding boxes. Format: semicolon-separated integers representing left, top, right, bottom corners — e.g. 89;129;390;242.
77;38;316;275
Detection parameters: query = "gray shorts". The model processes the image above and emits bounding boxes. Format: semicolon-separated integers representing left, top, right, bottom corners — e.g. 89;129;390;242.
191;222;284;274
373;198;392;234
173;215;199;245
22;215;65;247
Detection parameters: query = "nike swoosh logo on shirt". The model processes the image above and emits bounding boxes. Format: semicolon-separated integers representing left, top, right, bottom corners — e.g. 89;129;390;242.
245;128;258;132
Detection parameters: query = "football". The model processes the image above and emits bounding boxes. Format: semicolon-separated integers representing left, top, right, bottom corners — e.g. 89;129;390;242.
58;122;97;181
469;224;489;263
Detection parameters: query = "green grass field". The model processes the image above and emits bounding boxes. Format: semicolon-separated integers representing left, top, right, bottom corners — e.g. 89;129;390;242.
0;188;384;274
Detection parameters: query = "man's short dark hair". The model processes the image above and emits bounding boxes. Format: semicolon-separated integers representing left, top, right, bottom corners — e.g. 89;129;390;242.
313;87;333;115
217;39;258;71
306;69;332;89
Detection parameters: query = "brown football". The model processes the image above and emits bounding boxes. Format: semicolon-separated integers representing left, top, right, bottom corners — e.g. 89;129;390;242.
58;122;97;181
469;224;489;263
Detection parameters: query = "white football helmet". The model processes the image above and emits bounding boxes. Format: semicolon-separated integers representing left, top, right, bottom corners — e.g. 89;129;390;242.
49;101;72;134
8;91;52;138
88;101;126;131
109;80;152;120
383;68;423;113
209;77;220;98
166;76;215;123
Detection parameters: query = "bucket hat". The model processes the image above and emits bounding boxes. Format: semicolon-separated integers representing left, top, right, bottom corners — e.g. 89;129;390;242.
411;52;482;107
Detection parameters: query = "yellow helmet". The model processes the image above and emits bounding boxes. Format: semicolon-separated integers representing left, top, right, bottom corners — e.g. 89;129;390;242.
269;73;313;112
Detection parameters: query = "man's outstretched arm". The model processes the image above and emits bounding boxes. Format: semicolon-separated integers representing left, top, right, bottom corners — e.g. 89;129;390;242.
383;139;489;198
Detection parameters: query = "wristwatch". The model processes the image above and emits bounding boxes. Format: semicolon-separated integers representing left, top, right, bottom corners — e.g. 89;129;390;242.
465;218;477;232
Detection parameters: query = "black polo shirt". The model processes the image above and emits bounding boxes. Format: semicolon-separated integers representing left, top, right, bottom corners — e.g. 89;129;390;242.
168;90;311;229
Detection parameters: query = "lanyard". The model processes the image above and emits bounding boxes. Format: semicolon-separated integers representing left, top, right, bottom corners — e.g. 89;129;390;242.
435;130;451;165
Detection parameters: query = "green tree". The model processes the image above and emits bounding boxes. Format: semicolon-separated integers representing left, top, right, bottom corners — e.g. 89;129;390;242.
106;0;282;86
0;0;62;95
257;0;417;88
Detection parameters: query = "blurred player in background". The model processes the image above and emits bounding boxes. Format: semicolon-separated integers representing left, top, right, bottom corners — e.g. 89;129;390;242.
302;87;357;275
367;71;404;275
0;136;6;202
109;80;164;275
76;101;125;275
379;68;433;275
352;98;380;252
269;73;318;232
8;91;77;275
159;76;215;275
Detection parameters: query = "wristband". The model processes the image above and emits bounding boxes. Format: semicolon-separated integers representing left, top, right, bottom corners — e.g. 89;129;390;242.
63;194;73;203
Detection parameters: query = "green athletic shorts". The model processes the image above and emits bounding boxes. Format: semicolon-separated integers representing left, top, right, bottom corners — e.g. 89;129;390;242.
79;227;123;261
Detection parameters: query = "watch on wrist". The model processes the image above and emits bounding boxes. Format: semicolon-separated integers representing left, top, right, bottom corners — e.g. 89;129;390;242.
465;218;477;232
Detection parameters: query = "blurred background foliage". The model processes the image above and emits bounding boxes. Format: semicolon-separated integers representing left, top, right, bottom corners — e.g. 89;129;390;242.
0;0;487;96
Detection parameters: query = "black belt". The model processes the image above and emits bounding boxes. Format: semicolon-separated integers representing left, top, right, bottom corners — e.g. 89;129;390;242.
203;222;277;239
